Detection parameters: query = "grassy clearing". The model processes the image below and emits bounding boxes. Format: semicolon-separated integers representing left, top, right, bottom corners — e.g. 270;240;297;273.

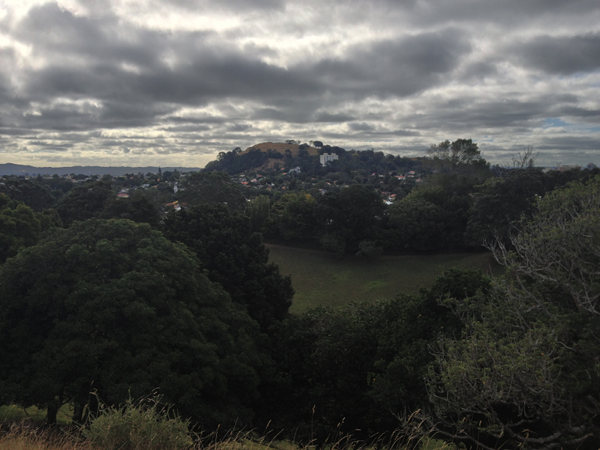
267;244;499;313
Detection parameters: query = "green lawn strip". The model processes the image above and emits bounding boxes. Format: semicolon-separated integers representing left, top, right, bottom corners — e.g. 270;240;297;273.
267;244;498;314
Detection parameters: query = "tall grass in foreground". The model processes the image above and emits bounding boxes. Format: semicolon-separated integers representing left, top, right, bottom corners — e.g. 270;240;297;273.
0;398;457;449
0;428;455;449
0;424;456;450
0;423;90;449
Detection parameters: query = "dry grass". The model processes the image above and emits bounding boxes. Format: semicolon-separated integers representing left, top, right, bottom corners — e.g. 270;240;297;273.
0;423;91;450
0;425;456;450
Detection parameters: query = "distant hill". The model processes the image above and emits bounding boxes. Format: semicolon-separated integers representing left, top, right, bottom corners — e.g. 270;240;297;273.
204;141;429;176
243;142;319;157
0;163;201;177
205;141;328;174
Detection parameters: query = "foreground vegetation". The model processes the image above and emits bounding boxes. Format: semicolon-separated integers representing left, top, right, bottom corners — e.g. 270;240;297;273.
0;397;455;450
1;141;599;448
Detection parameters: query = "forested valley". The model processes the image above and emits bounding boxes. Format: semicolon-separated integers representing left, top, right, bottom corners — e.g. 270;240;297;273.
1;140;599;449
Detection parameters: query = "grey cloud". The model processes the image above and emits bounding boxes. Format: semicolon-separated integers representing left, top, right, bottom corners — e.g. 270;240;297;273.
14;4;472;135
17;3;157;67
311;30;471;98
226;123;253;132
414;95;574;132
314;112;355;123
537;136;600;151
348;122;374;132
508;34;600;75
154;0;284;12
557;106;600;123
398;0;600;27
165;115;229;125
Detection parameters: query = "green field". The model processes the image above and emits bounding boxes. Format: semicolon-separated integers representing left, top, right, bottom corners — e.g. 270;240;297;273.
268;244;499;313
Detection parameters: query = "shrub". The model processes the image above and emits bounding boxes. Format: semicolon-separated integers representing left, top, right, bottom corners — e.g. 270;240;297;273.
82;395;194;450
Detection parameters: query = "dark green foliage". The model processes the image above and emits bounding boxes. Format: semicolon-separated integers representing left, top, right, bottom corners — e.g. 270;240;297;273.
264;308;379;442
427;176;600;448
161;204;293;329
385;175;479;251
0;194;57;264
264;269;490;442
101;191;160;226
427;138;487;169
466;167;593;246
0;219;263;428
368;270;489;427
178;172;246;210
56;180;113;225
267;192;320;242
318;185;384;254
246;195;271;232
0;176;59;211
206;148;269;174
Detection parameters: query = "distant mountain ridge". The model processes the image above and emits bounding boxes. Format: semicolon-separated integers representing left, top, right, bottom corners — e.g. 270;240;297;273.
0;163;201;177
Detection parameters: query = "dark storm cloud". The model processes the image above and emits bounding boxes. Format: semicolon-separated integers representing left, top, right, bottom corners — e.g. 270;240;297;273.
397;0;600;27
414;93;585;132
537;136;600;151
164;115;229;125
348;122;375;132
311;30;470;98
314;112;356;123
16;3;162;68
557;106;600;123
508;34;600;75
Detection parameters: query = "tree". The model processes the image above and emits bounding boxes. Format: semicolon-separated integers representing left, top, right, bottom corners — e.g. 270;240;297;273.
0;176;58;211
162;204;293;329
427;138;487;170
263;307;379;442
56;180;113;225
318;185;384;254
0;219;263;427
0;194;57;264
385;175;477;251
177;172;246;209
466;168;595;247
268;192;319;242
426;176;600;448
101;191;160;227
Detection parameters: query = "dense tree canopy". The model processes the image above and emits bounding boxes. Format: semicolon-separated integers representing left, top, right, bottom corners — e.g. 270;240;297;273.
0;194;58;264
178;172;246;210
318;184;384;254
427;138;487;168
0;219;264;427
426;176;600;448
162;204;293;329
56;180;113;225
101;191;160;226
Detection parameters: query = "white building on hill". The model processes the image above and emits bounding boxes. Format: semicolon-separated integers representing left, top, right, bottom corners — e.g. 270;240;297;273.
319;153;339;166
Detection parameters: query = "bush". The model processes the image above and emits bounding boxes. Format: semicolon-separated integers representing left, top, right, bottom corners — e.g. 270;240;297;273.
82;395;194;450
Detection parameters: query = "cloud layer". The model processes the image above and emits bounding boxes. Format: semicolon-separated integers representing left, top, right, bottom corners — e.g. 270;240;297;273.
1;0;599;167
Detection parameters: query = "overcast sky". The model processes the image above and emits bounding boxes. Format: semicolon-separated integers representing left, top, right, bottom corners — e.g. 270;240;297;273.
1;0;599;168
